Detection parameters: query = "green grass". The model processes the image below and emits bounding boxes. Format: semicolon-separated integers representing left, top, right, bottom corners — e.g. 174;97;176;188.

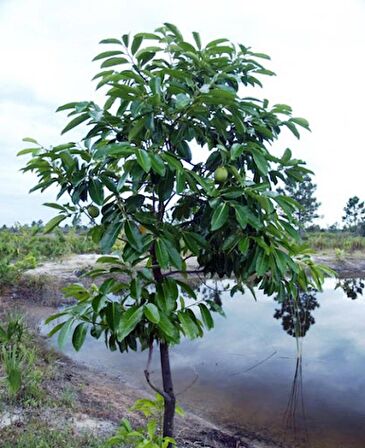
0;225;98;290
2;421;104;448
305;231;365;253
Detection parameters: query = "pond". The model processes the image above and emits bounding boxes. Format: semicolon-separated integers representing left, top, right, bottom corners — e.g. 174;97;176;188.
43;278;365;448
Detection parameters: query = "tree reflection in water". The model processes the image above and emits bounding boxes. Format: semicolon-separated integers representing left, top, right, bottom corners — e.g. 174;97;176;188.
273;288;320;446
274;287;319;338
335;278;365;300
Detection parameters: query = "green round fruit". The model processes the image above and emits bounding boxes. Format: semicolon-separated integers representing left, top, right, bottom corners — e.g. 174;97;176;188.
214;166;228;183
87;205;100;218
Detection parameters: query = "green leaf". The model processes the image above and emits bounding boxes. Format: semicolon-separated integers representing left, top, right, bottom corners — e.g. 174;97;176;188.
56;102;79;112
238;237;250;253
150;153;166;176
128;118;145;141
58;319;74;349
17;148;40;156
175;93;190;109
100;222;123;253
164;23;183;41
117;172;129;191
130;277;142;299
290;117;310;130
234;204;248;229
44;215;67;234
199;304;214;330
134;32;160;40
284;121;300;139
106;302;121;332
231;143;244;160
124;221;143;252
22;137;38;144
163;239;182;270
158;313;178;340
192;31;202;49
43;202;66;211
175;279;197;300
162;278;179;312
93;50;124;61
144;303;160;324
101;57;129;68
61;113;90;135
211;203;229;231
135;148;151;173
176;171;185;193
89;178;104;205
131;35;143;55
99;38;122;45
117;306;144;340
156;239;169;269
252;150;268;176
178;311;198;339
72;323;88;351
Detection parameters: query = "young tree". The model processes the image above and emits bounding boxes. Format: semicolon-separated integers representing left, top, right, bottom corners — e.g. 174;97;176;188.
342;196;365;231
278;174;320;230
19;24;331;442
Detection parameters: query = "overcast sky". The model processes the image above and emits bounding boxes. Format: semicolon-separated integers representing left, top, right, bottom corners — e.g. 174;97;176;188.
1;0;364;226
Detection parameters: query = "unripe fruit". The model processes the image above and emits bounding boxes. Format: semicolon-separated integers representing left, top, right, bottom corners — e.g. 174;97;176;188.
87;205;100;218
214;166;228;183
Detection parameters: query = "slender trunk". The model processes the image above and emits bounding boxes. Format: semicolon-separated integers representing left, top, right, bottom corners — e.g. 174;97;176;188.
160;341;176;439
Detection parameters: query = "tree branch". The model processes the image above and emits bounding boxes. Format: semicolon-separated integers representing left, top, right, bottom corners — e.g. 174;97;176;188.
164;269;205;277
144;339;170;401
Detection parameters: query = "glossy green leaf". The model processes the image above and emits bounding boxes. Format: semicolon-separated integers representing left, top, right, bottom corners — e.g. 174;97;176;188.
72;323;88;351
136;148;152;173
57;319;74;349
124;221;143;251
156;239;169;269
93;50;124;61
178;311;198;339
199;304;214;330
100;57;129;68
234;204;248;229
89;178;104;205
100;222;123;253
44;215;67;234
61;113;90;135
144;303;160;324
117;306;144;340
131;35;143;55
211;203;229;231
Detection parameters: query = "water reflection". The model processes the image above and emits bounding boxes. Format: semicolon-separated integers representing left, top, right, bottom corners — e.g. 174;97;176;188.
42;278;365;448
272;290;320;446
284;355;308;444
335;278;365;300
273;288;319;338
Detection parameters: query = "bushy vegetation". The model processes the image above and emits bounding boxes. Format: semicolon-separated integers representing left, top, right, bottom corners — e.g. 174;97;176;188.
0;224;98;290
306;231;365;253
0;312;48;404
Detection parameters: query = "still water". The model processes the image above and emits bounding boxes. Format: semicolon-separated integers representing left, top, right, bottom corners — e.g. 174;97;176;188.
45;278;365;448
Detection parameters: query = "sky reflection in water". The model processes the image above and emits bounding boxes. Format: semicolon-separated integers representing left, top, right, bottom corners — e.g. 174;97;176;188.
51;278;365;448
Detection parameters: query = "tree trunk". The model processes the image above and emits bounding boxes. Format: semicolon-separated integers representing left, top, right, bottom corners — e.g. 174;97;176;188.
160;341;176;440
